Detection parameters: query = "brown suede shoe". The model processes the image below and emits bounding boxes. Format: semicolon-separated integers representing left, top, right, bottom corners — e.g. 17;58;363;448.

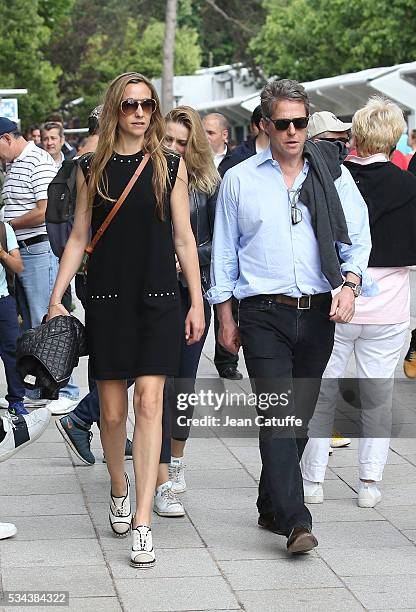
286;526;318;553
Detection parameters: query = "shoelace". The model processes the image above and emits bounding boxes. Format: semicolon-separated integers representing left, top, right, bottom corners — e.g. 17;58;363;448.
162;487;180;506
169;463;185;482
408;350;416;362
132;526;152;551
4;412;18;429
112;497;129;517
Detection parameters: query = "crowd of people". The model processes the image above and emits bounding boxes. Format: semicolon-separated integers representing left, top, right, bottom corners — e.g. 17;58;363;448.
1;72;416;567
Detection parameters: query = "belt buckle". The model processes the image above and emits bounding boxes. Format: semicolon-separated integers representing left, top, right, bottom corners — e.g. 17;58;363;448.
297;295;311;310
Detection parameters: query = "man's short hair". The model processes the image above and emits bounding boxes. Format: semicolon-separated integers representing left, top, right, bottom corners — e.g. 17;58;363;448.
203;112;230;132
352;96;406;156
260;79;310;120
251;105;263;130
41;121;64;138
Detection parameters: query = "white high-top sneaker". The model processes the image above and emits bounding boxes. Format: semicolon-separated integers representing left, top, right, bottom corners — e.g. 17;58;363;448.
303;480;324;504
109;473;132;537
0;409;51;463
130;524;155;568
153;481;185;517
358;482;381;508
169;457;186;493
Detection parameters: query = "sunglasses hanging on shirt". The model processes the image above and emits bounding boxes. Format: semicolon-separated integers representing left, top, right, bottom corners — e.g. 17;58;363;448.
288;188;302;225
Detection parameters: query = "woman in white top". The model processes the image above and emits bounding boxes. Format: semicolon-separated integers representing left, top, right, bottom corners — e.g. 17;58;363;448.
301;96;416;507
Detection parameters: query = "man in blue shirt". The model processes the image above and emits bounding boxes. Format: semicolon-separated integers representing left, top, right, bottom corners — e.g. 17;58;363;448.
206;79;372;553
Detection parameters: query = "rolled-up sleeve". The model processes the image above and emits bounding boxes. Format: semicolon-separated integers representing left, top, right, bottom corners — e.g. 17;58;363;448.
336;166;378;297
205;171;240;304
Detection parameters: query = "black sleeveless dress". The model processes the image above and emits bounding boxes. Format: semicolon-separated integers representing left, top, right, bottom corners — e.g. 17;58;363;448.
80;151;182;380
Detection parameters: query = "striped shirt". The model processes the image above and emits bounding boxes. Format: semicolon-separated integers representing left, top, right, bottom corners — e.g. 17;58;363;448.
2;141;57;241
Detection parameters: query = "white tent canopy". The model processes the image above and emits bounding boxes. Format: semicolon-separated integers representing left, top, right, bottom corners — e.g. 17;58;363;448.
241;61;416;127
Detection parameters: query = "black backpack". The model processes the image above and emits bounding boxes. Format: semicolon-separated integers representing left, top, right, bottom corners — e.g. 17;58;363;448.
0;220;15;296
46;154;91;259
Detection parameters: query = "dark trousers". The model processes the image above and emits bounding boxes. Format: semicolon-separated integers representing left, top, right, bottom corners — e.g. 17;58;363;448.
170;283;212;441
213;297;239;372
238;296;335;536
0;295;25;405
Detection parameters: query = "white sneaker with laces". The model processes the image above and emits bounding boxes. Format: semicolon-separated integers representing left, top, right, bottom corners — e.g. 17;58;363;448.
154;481;185;517
169;458;186;493
47;397;79;416
303;480;324;504
0;522;17;540
109;473;132;537
0;409;51;463
358;482;381;508
131;524;155;568
0;396;49;409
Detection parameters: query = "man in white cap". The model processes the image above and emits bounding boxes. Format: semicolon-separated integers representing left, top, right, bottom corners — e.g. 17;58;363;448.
308;110;352;146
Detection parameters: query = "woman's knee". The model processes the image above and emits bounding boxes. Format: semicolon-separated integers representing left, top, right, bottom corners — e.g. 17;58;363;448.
100;407;127;429
133;389;163;423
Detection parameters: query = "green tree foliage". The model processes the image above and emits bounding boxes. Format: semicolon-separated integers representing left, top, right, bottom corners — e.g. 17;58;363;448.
74;18;201;120
251;0;416;82
0;0;61;125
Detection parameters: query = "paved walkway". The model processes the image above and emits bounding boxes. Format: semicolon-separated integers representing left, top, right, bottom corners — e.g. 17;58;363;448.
1;297;416;611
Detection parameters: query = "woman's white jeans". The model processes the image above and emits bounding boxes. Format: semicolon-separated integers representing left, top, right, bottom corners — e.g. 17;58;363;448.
301;321;408;483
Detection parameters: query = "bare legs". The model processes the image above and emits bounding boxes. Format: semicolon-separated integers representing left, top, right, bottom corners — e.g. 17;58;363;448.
98;375;166;526
132;375;165;527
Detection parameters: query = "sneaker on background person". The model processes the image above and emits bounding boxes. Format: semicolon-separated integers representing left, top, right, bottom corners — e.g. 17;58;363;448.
47;396;79;416
0;522;17;539
358;482;382;508
153;481;185;517
0;396;49;409
56;414;133;465
0;408;51;462
169;457;186;493
7;402;29;416
330;429;351;448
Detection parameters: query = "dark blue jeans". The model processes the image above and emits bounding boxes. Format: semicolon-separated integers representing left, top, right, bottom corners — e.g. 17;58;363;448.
238;295;335;536
0;295;25;405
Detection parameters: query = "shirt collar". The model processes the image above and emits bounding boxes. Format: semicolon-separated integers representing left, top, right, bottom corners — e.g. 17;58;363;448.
214;145;227;159
14;140;37;162
256;146;309;174
345;153;389;165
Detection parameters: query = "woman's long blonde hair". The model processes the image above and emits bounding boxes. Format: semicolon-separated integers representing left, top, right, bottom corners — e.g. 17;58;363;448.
165;106;220;195
88;72;169;219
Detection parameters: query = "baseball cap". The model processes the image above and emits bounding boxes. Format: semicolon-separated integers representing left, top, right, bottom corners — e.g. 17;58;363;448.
308;111;352;138
0;117;18;137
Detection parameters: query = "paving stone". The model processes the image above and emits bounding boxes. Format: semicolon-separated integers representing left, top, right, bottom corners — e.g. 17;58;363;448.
344;575;416;610
328;448;406;467
318;547;416;576
3;515;95;540
0;457;74;476
331;462;416;485
0;538;105;568
401;529;416;543
184;468;256;489
236;588;364;611
116;576;238;611
0;494;87;517
313;520;411;549
107;548;220;580
310;499;383;523
377;506;416;530
5;597;122;612
1;565;115;597
1;474;81;496
219;557;341;590
12;442;70;459
100;520;203;550
378;483;416;506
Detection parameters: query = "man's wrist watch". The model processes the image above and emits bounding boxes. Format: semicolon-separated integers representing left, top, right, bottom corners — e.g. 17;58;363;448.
342;281;362;297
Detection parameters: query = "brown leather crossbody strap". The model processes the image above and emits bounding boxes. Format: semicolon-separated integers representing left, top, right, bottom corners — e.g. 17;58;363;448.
85;152;150;255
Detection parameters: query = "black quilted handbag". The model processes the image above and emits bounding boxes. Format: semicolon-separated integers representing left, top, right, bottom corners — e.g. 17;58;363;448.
16;315;88;399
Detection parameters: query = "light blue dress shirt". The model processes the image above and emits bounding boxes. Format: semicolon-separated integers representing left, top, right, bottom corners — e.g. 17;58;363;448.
206;147;376;304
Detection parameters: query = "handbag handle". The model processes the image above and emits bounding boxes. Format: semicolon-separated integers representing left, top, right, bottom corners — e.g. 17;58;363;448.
85;152;150;256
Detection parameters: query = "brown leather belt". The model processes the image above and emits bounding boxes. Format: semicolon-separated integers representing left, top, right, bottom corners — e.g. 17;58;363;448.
243;293;331;310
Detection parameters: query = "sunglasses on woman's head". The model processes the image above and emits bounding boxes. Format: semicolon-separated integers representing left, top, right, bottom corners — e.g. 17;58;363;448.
120;98;157;116
268;116;309;131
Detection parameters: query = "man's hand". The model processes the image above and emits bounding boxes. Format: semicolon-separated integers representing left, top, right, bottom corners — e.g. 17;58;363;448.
218;320;240;354
329;287;355;323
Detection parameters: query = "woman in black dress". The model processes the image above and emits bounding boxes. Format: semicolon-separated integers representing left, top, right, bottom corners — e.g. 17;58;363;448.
48;72;205;568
